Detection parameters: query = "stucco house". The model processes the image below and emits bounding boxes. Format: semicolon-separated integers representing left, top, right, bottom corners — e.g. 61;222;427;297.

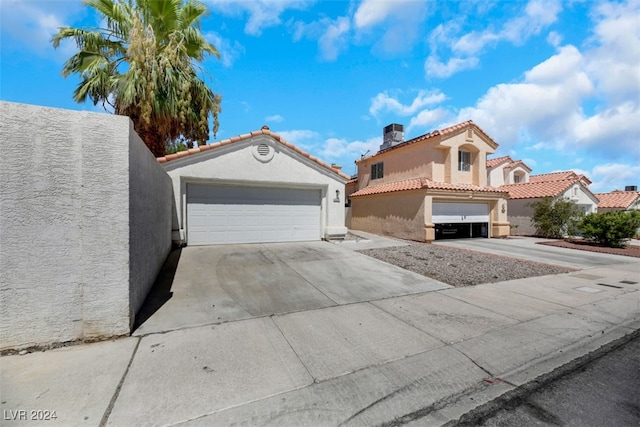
496;170;599;235
348;121;510;241
158;126;349;245
486;155;532;186
594;188;640;212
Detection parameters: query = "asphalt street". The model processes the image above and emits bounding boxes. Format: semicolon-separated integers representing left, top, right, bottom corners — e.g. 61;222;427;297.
454;331;640;427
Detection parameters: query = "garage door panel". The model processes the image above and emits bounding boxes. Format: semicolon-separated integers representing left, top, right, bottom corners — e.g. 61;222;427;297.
433;202;489;224
187;184;321;245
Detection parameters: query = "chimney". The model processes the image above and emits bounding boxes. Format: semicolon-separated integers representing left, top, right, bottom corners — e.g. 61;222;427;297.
379;123;404;151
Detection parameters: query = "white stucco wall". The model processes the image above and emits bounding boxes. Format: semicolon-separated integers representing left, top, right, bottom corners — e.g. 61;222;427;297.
163;134;347;243
560;184;598;213
128;123;173;323
0;102;172;350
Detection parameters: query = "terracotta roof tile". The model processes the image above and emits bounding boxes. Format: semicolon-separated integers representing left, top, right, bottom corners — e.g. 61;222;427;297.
358;120;498;161
499;179;579;199
504;160;532;172
486;156;512;169
157;127;350;180
529;171;578;183
350;177;508;197
595;190;640;209
350;178;425;196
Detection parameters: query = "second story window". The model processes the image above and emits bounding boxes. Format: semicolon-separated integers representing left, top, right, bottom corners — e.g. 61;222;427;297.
458;150;471;172
371;162;384;179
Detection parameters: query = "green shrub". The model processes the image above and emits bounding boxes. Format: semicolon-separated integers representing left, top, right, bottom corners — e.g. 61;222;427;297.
579;210;640;248
529;197;584;238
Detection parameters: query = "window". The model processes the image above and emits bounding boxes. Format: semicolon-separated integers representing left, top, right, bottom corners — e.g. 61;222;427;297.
514;175;521;183
371;162;384;179
458;150;471;172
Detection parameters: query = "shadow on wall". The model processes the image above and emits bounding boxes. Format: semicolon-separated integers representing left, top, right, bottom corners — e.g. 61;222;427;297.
132;247;182;332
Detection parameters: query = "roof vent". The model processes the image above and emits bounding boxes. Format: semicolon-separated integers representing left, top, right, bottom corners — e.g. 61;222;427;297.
257;143;270;156
379;123;404;151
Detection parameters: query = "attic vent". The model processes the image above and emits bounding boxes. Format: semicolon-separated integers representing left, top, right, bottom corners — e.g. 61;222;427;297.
257;144;270;156
467;128;473;138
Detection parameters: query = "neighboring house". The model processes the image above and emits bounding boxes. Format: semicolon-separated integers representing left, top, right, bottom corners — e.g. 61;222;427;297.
349;121;510;242
497;170;599;235
158;126;349;245
594;188;640;212
486;155;532;186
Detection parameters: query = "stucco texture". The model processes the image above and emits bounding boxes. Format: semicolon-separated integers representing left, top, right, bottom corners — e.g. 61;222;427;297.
0;102;172;350
351;191;427;241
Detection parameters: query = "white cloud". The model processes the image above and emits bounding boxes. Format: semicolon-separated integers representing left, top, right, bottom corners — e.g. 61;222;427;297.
277;129;321;152
206;0;312;36
574;102;640;157
321;136;381;160
425;55;479;78
369;90;447;118
546;31;562;47
353;0;395;29
500;0;562;45
265;114;284;122
407;108;448;133
585;0;640;105
426;0;562;79
317;17;350;61
205;32;245;67
352;0;428;57
590;163;640;192
0;0;84;59
455;44;595;150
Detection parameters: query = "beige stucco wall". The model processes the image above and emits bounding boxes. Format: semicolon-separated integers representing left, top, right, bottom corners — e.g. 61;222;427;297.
351;190;427;241
355;127;495;190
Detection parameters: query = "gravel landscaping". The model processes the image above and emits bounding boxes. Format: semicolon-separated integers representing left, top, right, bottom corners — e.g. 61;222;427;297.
358;243;576;287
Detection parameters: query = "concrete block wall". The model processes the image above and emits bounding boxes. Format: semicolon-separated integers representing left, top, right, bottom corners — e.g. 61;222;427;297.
0;102;172;350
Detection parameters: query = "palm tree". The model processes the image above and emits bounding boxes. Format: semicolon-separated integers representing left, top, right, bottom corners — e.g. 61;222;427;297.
52;0;221;157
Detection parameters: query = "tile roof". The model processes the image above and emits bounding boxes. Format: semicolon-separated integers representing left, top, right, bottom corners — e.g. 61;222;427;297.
156;126;350;180
486;155;532;172
358;120;498;161
350;177;508;197
499;178;582;199
529;171;592;185
595;190;640;209
504;159;532;172
486;156;512;169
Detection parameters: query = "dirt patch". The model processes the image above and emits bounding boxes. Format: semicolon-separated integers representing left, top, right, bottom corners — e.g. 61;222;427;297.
538;239;640;258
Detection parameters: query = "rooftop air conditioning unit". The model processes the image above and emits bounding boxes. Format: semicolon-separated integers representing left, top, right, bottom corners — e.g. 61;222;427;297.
379;123;404;151
625;185;638;191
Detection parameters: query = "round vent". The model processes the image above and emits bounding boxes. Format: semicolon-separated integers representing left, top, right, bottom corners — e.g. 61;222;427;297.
252;142;275;162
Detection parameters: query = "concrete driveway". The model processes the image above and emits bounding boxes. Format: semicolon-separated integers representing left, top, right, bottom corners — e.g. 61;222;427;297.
134;241;450;335
433;236;636;269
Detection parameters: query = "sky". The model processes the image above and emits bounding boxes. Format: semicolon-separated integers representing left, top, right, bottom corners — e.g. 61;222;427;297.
1;0;639;192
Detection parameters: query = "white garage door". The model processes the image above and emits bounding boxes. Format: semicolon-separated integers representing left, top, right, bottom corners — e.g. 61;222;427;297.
187;184;321;245
432;202;489;223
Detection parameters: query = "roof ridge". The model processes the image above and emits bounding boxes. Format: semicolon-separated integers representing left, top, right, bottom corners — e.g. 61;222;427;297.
157;127;350;180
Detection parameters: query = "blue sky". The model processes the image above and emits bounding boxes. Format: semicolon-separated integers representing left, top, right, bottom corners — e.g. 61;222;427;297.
1;0;639;192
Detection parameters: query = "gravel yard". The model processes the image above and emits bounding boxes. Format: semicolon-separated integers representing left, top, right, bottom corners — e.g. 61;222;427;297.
358;242;576;287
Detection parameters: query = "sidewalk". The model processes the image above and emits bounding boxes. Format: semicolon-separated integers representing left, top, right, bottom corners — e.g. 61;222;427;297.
2;240;639;426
